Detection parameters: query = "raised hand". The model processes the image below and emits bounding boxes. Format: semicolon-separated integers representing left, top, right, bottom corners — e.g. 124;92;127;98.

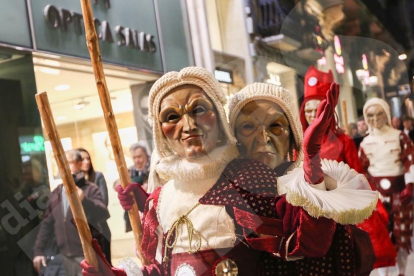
303;83;340;184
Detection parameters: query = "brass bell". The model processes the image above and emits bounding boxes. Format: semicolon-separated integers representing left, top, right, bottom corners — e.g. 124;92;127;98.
214;258;238;276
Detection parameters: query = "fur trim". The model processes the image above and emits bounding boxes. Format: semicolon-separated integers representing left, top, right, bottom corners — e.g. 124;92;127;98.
155;144;239;183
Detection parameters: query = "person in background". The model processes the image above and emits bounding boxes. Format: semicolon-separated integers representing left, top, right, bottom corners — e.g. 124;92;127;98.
392;116;403;130
123;142;151;232
349;122;358;137
402;115;414;141
33;150;109;276
78;148;112;265
128;142;151;190
357;117;369;137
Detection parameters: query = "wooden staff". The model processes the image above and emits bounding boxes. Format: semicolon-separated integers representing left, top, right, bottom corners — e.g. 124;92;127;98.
341;100;349;134
79;0;149;265
36;92;99;269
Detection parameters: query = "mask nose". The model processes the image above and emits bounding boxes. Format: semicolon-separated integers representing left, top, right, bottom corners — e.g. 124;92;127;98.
256;126;270;145
182;113;197;133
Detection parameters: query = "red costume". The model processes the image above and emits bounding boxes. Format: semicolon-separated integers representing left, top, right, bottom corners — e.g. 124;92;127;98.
300;66;396;269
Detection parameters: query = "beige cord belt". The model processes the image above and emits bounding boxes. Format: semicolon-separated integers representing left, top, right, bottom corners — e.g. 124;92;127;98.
163;202;202;261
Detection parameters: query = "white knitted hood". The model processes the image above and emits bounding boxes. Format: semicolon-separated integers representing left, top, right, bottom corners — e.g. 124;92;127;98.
228;82;303;171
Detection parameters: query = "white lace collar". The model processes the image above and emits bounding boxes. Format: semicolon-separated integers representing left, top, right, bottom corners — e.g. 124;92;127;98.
155;144;239;183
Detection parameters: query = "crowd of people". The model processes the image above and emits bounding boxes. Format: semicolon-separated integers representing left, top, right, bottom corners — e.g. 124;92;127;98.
26;66;414;276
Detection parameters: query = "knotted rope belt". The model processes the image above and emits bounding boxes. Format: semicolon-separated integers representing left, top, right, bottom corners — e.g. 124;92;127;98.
163;202;202;261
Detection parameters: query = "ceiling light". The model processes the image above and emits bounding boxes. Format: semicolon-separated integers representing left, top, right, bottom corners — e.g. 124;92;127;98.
399;54;407;60
57;116;67;120
73;99;89;110
55;84;70;91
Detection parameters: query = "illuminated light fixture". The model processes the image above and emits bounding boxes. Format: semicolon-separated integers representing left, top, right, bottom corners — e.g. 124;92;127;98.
57;116;67;120
362;54;368;70
55;84;70;91
267;74;281;86
39;67;60;75
369;76;378;85
399;54;407;60
73;99;89;110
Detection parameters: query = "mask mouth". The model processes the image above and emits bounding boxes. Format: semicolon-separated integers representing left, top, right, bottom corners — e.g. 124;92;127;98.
182;134;204;141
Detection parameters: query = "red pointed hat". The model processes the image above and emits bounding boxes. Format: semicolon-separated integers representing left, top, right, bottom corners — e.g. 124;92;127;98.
304;66;334;101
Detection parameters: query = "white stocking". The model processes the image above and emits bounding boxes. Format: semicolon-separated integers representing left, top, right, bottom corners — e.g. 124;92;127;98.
397;248;409;275
376;267;389;276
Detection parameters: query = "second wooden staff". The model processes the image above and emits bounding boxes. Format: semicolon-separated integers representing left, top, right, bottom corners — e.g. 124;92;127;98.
36;92;99;269
78;0;149;265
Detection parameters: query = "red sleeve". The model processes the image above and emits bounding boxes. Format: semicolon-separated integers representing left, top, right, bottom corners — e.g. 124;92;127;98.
233;195;336;259
399;132;414;173
342;134;364;173
358;146;370;173
141;188;162;263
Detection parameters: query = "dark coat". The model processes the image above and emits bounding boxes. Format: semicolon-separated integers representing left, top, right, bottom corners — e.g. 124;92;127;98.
33;178;110;257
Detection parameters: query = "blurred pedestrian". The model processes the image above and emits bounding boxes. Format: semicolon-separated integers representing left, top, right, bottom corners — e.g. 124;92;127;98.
402;115;414;141
33;150;109;276
357;117;368;136
348;122;358;137
78;148;108;206
392;116;403;130
123;142;150;232
77;148;112;265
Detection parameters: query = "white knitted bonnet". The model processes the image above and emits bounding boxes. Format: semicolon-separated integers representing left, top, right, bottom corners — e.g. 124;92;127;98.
363;97;391;133
228;83;303;170
148;67;237;158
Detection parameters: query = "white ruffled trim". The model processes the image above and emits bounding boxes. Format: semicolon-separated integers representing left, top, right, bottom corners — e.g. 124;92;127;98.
155;144;239;182
278;159;379;225
117;258;143;276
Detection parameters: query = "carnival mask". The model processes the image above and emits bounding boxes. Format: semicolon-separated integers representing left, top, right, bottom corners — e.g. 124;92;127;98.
304;99;321;125
159;85;221;159
234;100;291;169
365;104;388;130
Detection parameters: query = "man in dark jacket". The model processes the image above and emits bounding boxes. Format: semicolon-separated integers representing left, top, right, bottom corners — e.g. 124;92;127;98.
33;150;109;276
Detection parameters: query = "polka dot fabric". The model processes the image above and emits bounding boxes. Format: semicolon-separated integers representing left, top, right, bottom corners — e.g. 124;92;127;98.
199;158;279;218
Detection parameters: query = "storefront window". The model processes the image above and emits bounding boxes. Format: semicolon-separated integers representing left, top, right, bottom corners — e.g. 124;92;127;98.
33;54;158;263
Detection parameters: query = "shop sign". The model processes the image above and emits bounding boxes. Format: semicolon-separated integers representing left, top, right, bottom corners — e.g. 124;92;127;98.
19;135;45;154
215;68;234;84
30;0;163;72
0;1;32;48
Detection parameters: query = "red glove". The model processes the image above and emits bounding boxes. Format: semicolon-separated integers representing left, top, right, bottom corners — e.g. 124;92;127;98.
116;183;149;211
303;83;340;184
81;239;127;276
400;183;413;204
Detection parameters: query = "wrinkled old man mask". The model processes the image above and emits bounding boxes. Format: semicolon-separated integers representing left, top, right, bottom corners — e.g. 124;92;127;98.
159;85;221;159
304;99;321;125
365;104;388;130
234;100;291;169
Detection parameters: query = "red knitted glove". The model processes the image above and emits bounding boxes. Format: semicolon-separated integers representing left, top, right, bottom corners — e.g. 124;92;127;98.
81;239;127;276
400;183;413;204
303;83;340;184
116;183;149;211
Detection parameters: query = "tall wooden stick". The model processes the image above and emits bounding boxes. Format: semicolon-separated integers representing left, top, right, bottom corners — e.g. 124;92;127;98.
36;92;99;269
79;0;149;265
341;100;349;134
